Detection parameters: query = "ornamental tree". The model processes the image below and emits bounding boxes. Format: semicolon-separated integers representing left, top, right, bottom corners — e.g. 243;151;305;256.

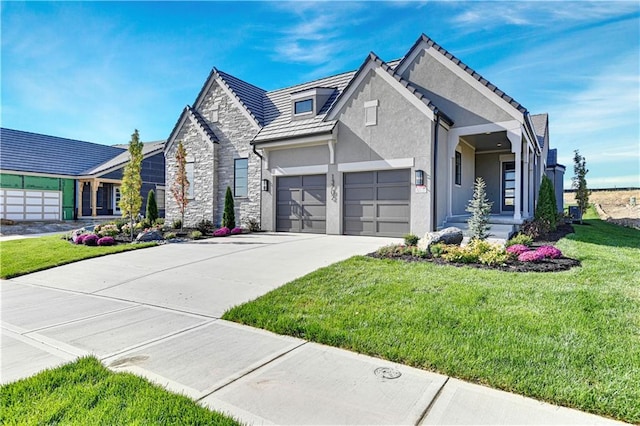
171;141;189;229
146;189;158;224
572;150;590;222
223;186;235;229
120;129;144;241
534;175;558;231
466;177;493;240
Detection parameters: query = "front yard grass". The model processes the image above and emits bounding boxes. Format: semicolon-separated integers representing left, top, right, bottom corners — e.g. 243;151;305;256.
224;212;640;423
0;235;156;279
0;357;239;425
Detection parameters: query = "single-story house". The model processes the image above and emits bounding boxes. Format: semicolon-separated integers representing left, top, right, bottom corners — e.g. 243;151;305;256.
0;128;166;221
165;33;563;238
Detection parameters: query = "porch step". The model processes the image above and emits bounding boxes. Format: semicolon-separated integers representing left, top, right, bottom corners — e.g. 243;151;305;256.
441;221;516;241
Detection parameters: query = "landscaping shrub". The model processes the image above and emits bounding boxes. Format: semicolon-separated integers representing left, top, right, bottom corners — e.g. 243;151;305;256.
518;250;545;262
83;234;99;246
146;189;158;224
403;233;419;247
213;227;231;237
506;244;530;256
536;245;562;259
164;232;177;240
97;236;115;246
189;230;203;240
98;224;119;237
196;219;214;234
245;218;260;232
409;246;428;258
535;175;558;231
230;227;244;235
154;218;165;227
506;233;533;248
222;187;235;229
478;247;510;266
520;218;552;239
429;243;446;258
466;177;493;240
75;234;88;245
442;245;479;264
172;219;182;230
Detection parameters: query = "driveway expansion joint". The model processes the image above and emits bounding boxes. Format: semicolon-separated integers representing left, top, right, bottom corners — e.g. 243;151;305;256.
196;340;309;403
415;376;449;425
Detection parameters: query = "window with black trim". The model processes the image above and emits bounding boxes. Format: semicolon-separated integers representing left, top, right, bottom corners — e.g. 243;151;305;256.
234;158;248;197
455;151;462;186
294;99;313;115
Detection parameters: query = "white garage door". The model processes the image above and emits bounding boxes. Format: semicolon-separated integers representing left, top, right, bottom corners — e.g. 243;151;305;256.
0;189;62;221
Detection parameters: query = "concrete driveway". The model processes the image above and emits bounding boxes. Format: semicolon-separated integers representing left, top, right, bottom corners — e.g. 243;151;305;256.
6;232;399;317
1;232;625;425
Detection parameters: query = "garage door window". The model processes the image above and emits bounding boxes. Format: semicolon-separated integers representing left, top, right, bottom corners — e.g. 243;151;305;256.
234;158;248;198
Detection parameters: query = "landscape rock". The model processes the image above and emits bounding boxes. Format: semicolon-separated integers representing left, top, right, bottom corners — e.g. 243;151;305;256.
136;229;164;242
418;227;464;251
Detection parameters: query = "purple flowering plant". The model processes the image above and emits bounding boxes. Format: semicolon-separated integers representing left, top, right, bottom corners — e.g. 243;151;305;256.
230;227;244;235
518;250;545;262
83;234;99;246
506;244;530;256
97;236;116;246
536;245;562;259
213;227;231;237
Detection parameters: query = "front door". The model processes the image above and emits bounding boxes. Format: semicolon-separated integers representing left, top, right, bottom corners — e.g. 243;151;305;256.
502;161;515;212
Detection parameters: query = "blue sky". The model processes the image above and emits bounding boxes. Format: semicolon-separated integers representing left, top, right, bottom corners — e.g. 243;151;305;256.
2;1;638;188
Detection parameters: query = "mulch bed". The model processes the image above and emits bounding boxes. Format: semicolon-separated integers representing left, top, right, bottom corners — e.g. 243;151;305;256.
367;223;581;273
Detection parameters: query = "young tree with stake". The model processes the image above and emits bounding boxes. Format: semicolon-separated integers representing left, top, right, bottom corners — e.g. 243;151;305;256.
119;129;143;241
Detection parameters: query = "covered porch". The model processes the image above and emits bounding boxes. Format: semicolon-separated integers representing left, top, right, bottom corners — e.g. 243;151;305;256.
445;120;540;228
77;178;121;218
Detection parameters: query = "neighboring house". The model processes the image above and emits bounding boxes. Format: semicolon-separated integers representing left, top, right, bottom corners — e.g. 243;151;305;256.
0;128;166;221
165;33;563;238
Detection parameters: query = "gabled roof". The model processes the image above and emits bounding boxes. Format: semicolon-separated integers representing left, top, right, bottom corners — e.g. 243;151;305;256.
530;113;548;149
165;105;219;153
82;141;165;176
0;128;125;176
217;69;266;125
397;34;528;115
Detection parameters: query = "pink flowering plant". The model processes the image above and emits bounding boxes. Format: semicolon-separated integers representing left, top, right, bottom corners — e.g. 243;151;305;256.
506;244;530;256
230;227;244;235
518;250;545;262
536;245;562;259
213;227;231;237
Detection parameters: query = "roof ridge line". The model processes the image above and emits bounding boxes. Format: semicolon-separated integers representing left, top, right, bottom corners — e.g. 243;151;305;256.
187;106;219;144
213;68;263;127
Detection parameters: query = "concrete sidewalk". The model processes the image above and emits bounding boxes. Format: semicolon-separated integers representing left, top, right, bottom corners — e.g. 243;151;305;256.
1;233;628;425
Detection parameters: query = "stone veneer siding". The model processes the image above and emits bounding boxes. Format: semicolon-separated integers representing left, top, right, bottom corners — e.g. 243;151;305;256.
165;80;261;228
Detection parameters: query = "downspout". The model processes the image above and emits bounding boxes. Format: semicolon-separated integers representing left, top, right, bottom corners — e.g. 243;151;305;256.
252;143;264;230
432;112;441;231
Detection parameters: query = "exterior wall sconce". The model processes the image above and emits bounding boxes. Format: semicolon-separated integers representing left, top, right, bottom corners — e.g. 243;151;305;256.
262;179;270;192
415;170;425;186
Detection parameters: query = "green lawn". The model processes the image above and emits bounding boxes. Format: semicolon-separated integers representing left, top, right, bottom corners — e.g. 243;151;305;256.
0;357;239;425
0;235;156;279
224;211;640;423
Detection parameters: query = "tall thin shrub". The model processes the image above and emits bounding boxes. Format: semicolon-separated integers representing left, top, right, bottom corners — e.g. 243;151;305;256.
535;175;558;231
146;189;158;224
466;177;493;240
222;186;235;229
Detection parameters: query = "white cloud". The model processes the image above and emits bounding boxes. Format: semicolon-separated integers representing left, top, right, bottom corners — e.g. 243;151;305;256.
449;1;639;30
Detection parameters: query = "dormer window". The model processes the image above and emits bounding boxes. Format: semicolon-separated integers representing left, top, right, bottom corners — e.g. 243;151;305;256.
294;99;313;115
290;87;335;121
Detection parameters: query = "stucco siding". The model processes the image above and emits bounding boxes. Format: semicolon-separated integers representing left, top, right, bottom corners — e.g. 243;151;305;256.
269;145;329;169
475;152;502;214
334;69;433;235
451;142;475;215
402;49;514;127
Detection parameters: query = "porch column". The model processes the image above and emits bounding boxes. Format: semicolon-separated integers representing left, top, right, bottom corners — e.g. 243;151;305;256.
77;181;84;218
508;129;522;222
529;149;535;217
91;179;99;217
522;147;530;218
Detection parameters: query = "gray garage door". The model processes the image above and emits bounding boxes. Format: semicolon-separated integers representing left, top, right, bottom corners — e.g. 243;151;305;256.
343;169;410;237
276;174;326;233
